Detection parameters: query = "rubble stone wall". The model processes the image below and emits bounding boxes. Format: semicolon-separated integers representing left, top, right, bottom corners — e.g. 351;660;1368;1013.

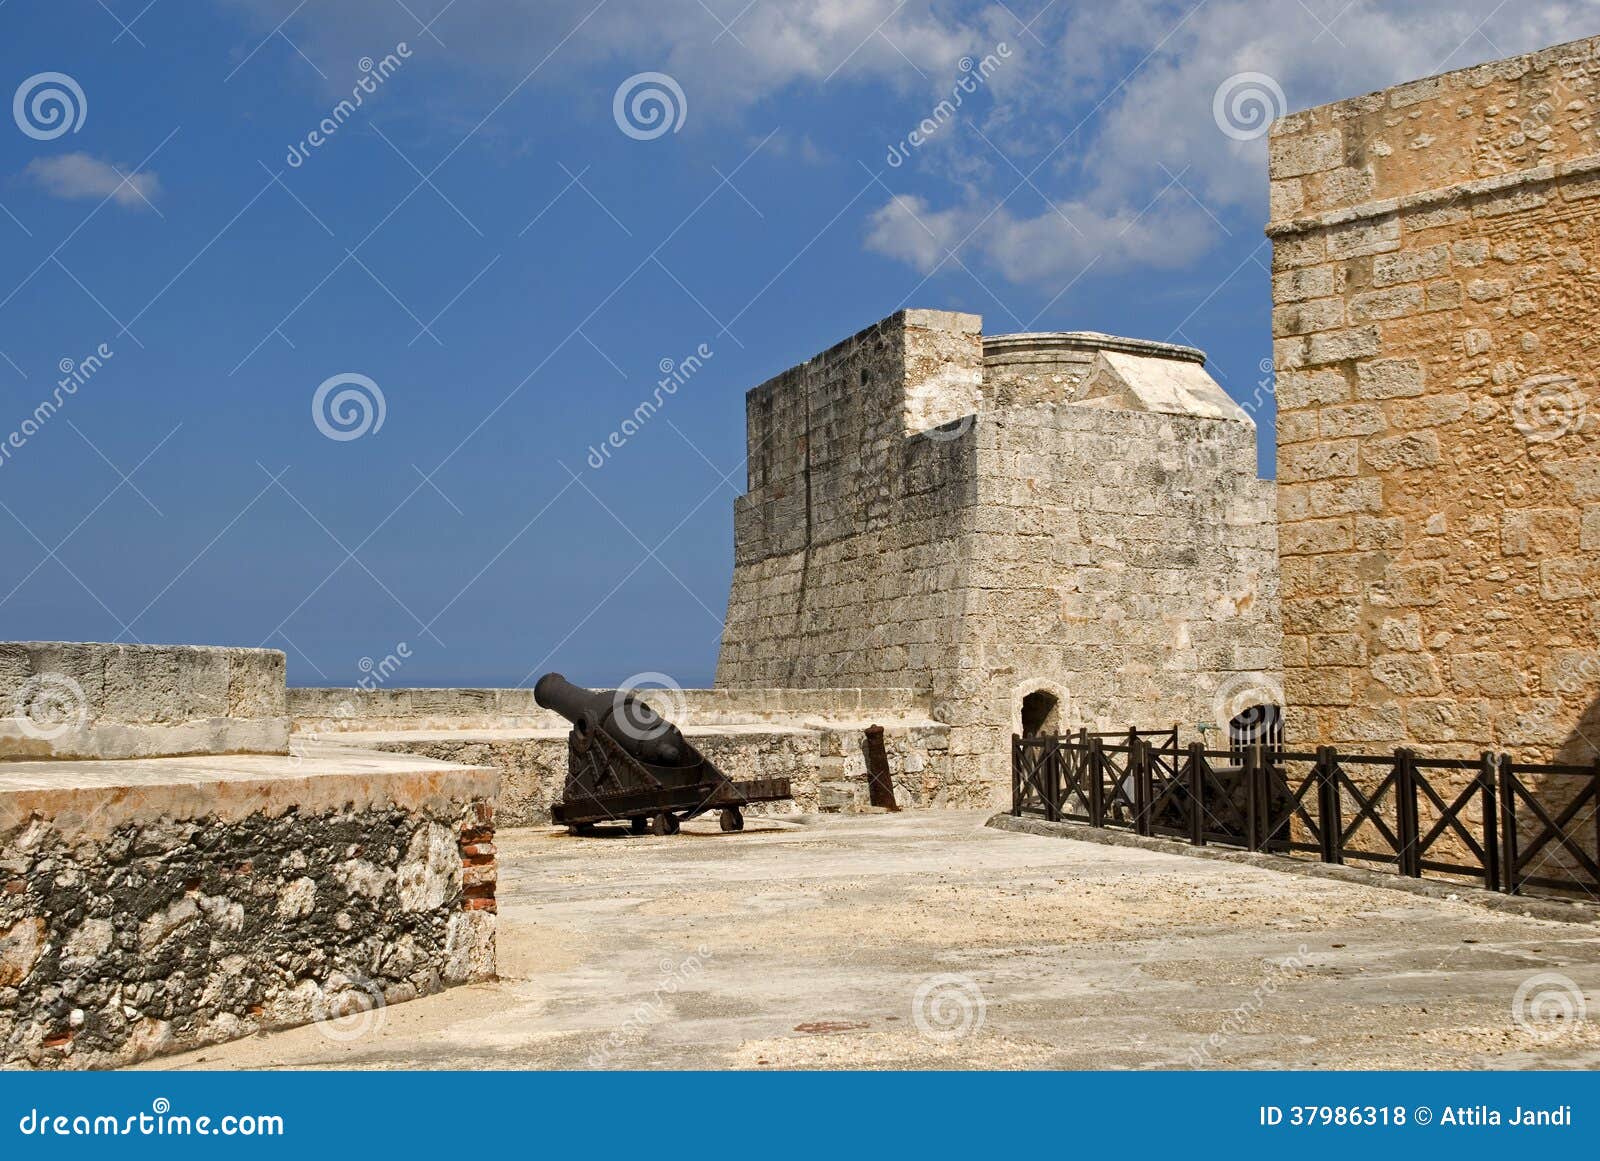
0;752;496;1069
1268;35;1600;760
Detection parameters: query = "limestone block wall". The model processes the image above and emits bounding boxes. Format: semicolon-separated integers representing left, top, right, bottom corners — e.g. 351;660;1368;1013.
717;310;1281;801
0;746;496;1069
0;642;287;760
1268;35;1600;760
948;404;1280;788
289;686;970;821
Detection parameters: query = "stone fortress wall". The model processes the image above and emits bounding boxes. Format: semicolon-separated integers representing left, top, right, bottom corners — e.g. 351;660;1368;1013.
20;30;1600;1073
1269;34;1600;761
716;309;1282;798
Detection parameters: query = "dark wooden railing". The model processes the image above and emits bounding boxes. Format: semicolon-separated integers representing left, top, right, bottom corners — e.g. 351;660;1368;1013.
1012;729;1599;900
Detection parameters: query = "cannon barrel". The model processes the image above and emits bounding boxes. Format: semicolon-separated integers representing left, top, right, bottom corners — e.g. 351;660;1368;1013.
534;672;685;766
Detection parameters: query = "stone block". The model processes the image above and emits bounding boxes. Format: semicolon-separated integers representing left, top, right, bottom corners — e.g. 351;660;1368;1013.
1320;404;1388;438
1540;558;1589;601
1501;509;1579;556
1279;517;1352;556
1273;265;1336;302
1349;286;1424;321
1370;654;1444;696
1279;439;1359;482
1355;358;1425;399
1372;244;1451;286
1361;430;1442;472
1305;327;1381;366
1272;298;1345;335
1449;653;1527;697
1325;217;1401;259
1269;130;1343;179
1276;369;1350;409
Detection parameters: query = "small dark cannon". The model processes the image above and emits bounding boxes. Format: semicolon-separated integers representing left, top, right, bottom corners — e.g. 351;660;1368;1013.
534;673;792;836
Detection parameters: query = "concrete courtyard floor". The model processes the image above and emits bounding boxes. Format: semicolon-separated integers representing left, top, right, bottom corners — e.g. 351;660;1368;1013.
148;810;1600;1070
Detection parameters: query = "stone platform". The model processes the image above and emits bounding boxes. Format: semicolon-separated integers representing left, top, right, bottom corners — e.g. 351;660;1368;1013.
0;742;496;1069
145;811;1600;1071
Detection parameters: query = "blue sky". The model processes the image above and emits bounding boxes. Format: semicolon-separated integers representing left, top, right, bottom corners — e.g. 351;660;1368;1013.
0;1;1590;688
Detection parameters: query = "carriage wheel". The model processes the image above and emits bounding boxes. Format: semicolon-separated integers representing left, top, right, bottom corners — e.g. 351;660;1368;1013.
719;807;744;832
652;812;679;836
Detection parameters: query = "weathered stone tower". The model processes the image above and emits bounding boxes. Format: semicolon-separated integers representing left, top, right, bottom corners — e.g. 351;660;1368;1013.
715;309;1281;802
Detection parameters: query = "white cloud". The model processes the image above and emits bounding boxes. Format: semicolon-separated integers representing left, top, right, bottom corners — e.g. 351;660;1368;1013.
863;194;966;272
219;0;1600;288
24;153;160;209
859;0;1600;286
222;0;973;108
864;190;1217;282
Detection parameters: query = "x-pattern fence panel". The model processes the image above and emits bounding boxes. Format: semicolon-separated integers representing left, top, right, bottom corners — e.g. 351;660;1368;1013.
1011;729;1598;901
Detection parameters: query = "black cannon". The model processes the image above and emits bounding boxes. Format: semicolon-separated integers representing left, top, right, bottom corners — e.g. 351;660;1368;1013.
534;673;791;836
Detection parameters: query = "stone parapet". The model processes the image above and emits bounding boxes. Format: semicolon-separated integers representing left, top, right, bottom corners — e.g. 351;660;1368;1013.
288;685;933;733
0;642;288;761
1266;36;1600;229
307;720;961;825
